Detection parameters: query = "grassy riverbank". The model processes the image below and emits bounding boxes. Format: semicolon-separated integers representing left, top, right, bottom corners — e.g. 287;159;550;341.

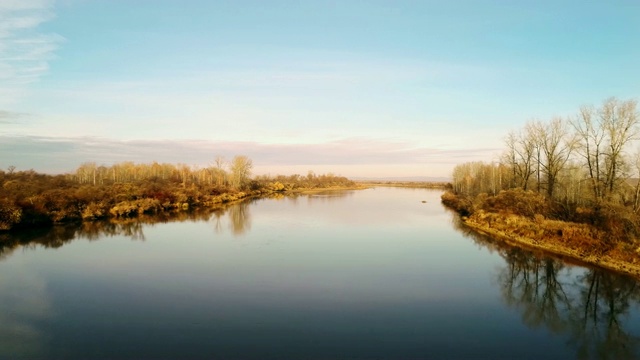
0;164;359;232
442;190;640;279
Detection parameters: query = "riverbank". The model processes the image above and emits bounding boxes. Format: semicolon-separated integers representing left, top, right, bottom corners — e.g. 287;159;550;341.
1;185;367;233
0;167;362;232
442;192;640;279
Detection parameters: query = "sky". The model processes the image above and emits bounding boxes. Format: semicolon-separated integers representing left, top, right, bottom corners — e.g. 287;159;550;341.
0;0;638;178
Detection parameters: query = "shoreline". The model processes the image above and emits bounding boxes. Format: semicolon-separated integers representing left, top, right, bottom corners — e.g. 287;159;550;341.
1;185;368;235
289;184;370;194
357;182;447;189
459;214;640;279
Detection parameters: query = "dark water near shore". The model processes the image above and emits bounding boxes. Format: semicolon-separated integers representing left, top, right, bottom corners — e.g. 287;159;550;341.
1;188;639;359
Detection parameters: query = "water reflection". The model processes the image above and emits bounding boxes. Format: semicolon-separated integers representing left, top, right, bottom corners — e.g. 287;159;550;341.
569;271;640;359
0;269;51;359
455;218;640;359
306;190;356;201
0;194;268;261
0;191;358;258
499;248;571;333
208;200;252;236
208;191;355;236
227;200;251;235
1;188;639;359
0;209;218;260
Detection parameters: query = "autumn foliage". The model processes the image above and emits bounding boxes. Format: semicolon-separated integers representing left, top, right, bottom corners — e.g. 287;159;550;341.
443;97;640;263
0;160;356;231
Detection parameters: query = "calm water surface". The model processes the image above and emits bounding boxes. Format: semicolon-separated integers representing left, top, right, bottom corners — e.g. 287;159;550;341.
1;187;639;359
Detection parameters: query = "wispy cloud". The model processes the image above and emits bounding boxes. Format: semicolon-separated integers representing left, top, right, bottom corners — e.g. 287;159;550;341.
16;55;502;143
0;135;499;177
0;0;63;106
0;110;30;124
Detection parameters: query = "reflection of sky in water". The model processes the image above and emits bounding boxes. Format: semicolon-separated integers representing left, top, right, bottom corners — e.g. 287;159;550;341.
0;262;51;359
0;188;638;359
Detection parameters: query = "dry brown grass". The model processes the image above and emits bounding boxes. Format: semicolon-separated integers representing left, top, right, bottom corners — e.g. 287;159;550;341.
463;210;640;278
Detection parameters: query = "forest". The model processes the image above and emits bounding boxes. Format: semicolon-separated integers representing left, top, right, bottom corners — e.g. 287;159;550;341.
0;155;357;231
442;97;640;274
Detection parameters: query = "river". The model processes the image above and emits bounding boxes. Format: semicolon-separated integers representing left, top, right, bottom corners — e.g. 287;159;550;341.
1;187;639;359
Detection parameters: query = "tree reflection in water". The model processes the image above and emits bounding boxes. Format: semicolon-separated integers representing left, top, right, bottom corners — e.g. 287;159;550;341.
499;249;570;334
0;197;261;260
209;191;354;237
453;215;640;359
4;200;637;358
570;271;640;359
209;200;252;236
0;208;217;260
227;200;251;235
1;192;357;258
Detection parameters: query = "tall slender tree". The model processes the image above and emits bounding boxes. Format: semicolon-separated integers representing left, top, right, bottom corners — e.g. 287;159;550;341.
230;155;253;189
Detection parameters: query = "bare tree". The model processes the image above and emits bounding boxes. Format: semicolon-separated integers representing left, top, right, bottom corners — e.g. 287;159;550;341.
503;123;537;190
571;105;605;201
76;162;97;185
177;163;191;187
214;156;227;186
600;98;639;197
230;156;253;189
633;149;640;212
537;117;576;198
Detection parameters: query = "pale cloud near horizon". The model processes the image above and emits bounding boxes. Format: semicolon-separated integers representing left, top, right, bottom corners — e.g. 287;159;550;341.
0;0;62;107
6;1;625;178
0;110;30;124
15;57;507;147
0;135;499;177
2;50;506;177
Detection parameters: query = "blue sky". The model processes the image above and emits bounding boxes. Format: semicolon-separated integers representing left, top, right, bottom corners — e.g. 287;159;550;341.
1;0;638;178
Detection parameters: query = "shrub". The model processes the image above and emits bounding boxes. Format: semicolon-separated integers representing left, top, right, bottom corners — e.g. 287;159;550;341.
82;202;108;220
0;201;22;230
441;191;474;216
480;189;548;218
592;202;640;244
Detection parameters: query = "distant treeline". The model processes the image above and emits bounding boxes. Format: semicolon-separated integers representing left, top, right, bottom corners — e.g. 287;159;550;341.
0;156;356;231
360;181;448;189
442;97;640;270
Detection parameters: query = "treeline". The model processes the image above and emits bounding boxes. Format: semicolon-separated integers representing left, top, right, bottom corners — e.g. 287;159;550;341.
444;97;640;253
73;156;253;188
452;97;639;201
0;156;356;231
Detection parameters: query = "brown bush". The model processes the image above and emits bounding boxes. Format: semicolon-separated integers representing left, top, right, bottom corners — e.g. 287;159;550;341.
592;202;640;244
0;200;22;230
81;202;109;220
441;191;474;216
480;188;548;218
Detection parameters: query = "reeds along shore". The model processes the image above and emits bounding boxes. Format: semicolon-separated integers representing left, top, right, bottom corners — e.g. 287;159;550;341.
0;161;357;232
